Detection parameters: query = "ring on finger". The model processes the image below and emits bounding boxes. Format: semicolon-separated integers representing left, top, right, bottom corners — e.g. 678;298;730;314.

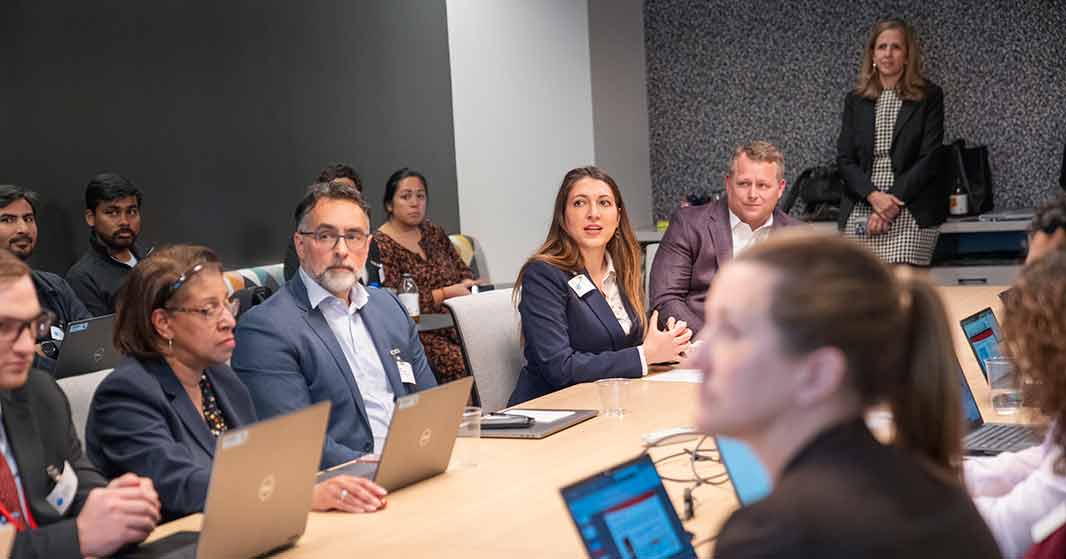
339;489;349;502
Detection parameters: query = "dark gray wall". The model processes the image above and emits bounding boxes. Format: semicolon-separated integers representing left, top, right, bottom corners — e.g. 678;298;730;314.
645;0;1066;221
0;0;458;274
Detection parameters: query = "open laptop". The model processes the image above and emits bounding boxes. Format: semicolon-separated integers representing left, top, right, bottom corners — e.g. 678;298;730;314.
960;307;1004;382
560;454;696;559
958;365;1041;455
122;402;331;559
318;377;473;491
715;436;772;506
54;314;121;379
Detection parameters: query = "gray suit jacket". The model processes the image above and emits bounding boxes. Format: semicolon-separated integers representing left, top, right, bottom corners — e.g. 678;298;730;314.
648;198;802;333
231;273;437;469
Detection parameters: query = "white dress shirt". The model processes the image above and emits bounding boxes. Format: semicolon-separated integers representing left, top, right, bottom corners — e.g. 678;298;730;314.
599;255;648;374
729;209;773;256
300;268;395;454
964;425;1066;558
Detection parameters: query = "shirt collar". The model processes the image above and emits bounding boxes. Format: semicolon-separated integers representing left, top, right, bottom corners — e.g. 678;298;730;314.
603;252;617;282
299;266;369;312
728;207;774;233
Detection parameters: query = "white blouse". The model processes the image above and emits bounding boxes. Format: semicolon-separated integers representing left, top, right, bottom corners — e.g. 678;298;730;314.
599;254;647;374
964;425;1066;558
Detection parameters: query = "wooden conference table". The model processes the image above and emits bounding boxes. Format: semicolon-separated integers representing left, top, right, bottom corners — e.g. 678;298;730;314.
145;285;1032;557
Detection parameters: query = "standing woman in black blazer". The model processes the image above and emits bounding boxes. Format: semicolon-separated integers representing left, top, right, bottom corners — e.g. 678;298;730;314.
837;19;946;265
693;234;999;558
508;167;692;405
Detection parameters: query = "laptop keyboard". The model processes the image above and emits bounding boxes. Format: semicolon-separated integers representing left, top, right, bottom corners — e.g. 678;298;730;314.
967;423;1038;452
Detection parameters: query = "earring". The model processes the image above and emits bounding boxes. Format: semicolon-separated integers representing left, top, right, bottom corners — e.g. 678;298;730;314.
167;338;173;351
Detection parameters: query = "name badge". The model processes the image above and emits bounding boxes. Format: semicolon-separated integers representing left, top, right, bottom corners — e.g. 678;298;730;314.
45;461;78;515
391;349;416;384
50;326;65;341
567;274;595;298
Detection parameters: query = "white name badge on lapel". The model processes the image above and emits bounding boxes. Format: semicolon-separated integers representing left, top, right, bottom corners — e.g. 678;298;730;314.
45;461;78;515
568;274;595;298
390;348;416;384
50;326;65;341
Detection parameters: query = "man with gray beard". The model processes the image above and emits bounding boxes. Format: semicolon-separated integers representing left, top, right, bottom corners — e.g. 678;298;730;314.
232;181;437;469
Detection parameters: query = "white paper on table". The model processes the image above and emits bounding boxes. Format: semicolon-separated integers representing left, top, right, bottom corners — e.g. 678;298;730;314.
645;369;704;383
505;410;576;423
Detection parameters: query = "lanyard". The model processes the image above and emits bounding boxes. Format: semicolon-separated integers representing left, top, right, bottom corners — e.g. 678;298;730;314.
0;500;36;532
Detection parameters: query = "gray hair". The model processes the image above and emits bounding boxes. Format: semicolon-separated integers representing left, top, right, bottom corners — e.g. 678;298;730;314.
293;181;370;231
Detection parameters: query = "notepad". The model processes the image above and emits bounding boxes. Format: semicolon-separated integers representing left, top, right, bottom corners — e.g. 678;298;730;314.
646;369;704;383
505;409;575;423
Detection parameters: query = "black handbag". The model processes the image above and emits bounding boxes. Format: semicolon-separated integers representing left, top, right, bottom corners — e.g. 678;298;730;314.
780;163;844;221
950;139;994;215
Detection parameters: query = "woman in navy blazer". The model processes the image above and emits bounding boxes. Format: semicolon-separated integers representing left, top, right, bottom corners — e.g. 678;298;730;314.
508;167;692;405
86;245;386;521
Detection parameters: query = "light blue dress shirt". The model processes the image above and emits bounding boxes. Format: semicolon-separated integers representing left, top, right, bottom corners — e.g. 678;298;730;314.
299;268;395;454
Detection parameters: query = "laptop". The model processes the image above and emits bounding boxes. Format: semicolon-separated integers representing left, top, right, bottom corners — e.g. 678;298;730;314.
560;454;696;559
54;314;121;379
318;377;473;491
960;307;1004;382
479;408;599;439
122;402;331;559
958;365;1041;455
715;436;772;506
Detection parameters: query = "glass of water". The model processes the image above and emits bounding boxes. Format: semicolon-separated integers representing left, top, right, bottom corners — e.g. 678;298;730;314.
985;357;1022;415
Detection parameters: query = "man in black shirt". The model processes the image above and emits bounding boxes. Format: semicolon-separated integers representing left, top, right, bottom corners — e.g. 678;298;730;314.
65;173;150;316
0;186;90;371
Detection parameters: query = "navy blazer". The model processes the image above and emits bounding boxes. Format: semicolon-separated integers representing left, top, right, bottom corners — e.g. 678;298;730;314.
85;357;256;522
231;273;437;469
5;370;107;559
836;82;946;229
508;260;644;406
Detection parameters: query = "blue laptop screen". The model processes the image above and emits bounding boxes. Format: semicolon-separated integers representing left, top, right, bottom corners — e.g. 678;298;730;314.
716;437;772;506
561;454;694;559
961;308;1002;379
958;365;984;428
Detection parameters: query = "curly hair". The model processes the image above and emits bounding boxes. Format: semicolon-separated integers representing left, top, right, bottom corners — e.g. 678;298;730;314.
1002;248;1066;474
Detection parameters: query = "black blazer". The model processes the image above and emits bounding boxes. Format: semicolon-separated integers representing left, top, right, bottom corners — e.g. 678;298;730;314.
836;82;946;228
4;370;107;559
715;419;1000;559
85;357;257;521
508;260;644;406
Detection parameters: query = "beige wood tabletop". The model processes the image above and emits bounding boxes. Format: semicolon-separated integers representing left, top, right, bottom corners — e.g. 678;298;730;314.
144;284;1028;557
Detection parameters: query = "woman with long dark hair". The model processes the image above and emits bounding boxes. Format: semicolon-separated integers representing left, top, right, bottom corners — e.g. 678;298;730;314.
508;167;691;405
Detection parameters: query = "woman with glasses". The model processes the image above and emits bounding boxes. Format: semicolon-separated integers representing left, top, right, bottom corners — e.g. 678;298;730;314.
86;245;387;521
375;168;477;384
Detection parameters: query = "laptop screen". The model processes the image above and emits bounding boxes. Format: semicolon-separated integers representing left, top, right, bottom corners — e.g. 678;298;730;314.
560;454;695;559
716;436;772;506
960;308;1003;381
957;362;985;430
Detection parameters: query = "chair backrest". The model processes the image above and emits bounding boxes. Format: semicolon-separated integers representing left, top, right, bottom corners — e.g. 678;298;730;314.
444;288;522;413
57;368;114;448
449;234;489;281
223;263;286;295
644;242;659;308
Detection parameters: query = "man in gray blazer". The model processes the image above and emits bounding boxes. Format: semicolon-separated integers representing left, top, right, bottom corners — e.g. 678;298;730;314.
649;141;803;334
232;182;437;469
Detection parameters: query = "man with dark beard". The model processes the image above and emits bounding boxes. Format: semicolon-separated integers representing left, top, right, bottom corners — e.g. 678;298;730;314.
232;181;437;469
0;186;90;371
65;173;150;316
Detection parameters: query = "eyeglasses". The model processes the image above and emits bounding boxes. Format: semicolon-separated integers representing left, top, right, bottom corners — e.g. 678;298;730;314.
156;263;208;309
297;229;369;250
166;296;240;321
0;311;55;344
